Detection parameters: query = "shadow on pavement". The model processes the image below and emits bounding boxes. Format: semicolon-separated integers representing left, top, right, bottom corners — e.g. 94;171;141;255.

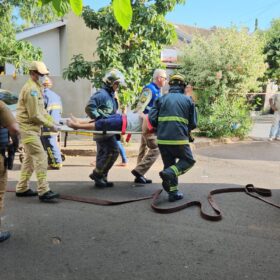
196;141;280;161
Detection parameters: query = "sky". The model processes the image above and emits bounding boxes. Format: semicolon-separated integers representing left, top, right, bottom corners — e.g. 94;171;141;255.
83;0;280;31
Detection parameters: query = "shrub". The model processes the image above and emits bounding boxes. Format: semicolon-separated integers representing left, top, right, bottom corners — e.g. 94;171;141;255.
180;27;266;138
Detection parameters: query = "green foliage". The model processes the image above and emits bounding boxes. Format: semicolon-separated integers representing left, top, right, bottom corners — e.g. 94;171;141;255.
0;1;42;72
113;0;132;31
38;0;72;16
63;54;94;81
197;96;252;138
180;27;266;138
38;0;133;29
18;0;59;28
64;1;185;106
264;18;280;83
69;0;83;15
154;0;185;15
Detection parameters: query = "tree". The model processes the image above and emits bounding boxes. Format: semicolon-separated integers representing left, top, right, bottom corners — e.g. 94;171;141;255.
180;27;266;138
38;0;73;16
39;0;133;30
64;1;183;104
63;1;185;106
0;0;139;73
264;18;280;83
0;1;42;73
18;0;59;28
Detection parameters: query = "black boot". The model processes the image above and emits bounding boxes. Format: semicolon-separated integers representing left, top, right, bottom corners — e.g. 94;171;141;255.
168;191;184;202
16;189;38;197
131;170;152;184
89;171;110;188
0;231;11;243
39;190;60;202
104;177;114;187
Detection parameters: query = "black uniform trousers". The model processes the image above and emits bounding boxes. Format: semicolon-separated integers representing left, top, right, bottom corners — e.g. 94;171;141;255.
158;144;196;192
94;135;119;178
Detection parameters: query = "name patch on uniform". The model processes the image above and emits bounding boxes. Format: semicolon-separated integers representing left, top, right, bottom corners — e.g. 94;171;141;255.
30;91;38;97
140;88;152;103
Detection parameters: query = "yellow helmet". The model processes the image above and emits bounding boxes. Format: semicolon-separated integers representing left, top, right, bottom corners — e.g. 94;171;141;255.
169;74;186;86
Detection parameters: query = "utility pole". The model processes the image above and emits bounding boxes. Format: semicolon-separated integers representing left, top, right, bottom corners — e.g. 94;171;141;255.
254;18;259;31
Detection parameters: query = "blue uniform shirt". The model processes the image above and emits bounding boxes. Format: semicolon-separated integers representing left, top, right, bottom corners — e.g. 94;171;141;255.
85;86;118;120
43;88;62;124
143;82;161;114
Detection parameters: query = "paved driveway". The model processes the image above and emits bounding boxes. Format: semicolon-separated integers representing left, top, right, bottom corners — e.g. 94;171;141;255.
1;141;279;280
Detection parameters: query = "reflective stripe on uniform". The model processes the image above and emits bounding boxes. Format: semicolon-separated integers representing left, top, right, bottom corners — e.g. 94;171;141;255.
20;171;32;180
157;139;189;145
47;147;56;165
44;120;53;127
36;171;47;180
49;163;62;168
170;165;179;176
22;136;37;144
158;116;188;124
46;104;62;111
41;132;58;136
169;185;178;192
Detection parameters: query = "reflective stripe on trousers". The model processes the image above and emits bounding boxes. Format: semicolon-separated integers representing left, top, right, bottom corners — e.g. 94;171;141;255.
16;131;50;196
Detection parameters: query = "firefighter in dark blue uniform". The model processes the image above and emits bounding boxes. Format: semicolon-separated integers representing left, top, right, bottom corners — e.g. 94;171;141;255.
41;77;63;169
85;69;126;188
148;74;197;202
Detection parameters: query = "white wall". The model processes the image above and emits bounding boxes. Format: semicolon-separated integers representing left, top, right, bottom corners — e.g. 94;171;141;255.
0;75;92;117
26;29;61;76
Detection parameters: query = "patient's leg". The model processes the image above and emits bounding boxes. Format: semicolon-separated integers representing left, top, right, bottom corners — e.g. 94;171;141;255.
67;119;96;130
70;114;91;124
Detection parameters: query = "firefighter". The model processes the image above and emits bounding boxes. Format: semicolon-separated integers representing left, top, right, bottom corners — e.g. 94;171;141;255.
148;74;197;202
85;69;126;188
41;77;63;169
0;101;19;242
16;61;60;202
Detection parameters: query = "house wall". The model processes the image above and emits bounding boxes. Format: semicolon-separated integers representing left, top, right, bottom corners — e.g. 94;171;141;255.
62;12;99;71
0;75;92;117
26;29;61;76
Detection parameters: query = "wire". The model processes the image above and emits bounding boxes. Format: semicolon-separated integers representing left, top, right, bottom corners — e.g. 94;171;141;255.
237;0;280;19
239;0;280;26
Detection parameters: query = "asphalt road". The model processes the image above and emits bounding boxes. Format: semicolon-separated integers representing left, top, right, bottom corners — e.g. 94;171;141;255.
1;141;280;280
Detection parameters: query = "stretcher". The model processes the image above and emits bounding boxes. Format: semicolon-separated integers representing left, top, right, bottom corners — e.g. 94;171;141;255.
59;124;142;147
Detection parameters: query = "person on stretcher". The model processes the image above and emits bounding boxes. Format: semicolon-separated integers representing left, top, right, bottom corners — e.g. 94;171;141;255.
66;111;151;134
66;88;154;133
